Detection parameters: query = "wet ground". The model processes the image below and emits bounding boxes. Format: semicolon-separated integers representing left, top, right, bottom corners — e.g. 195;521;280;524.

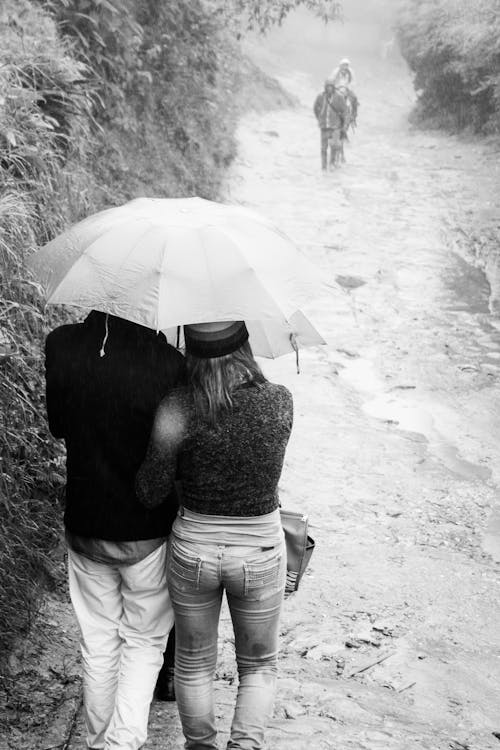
223;58;500;750
19;55;500;750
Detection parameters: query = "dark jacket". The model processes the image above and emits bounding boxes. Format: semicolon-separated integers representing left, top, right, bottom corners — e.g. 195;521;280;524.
45;311;185;541
313;90;348;130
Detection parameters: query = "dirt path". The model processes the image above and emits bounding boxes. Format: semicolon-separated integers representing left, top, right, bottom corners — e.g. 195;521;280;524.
222;60;500;750
62;61;500;750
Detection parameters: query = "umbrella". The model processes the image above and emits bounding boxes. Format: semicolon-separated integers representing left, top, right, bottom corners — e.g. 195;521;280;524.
29;197;327;358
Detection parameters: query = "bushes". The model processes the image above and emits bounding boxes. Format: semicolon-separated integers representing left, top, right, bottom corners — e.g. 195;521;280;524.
396;0;500;133
0;0;96;665
0;0;241;668
0;0;241;670
219;0;342;32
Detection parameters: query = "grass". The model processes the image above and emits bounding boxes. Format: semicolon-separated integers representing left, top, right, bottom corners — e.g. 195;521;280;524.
0;0;268;677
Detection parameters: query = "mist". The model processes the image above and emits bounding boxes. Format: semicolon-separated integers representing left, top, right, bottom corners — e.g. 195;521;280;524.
249;0;402;86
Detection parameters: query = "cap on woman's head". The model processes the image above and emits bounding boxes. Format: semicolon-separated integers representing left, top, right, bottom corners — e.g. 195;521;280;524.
184;321;249;359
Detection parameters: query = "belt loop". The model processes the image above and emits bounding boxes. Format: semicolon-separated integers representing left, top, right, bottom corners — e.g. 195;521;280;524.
179;506;185;517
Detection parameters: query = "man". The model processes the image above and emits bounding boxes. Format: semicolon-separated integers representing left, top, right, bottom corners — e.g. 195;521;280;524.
45;310;185;750
313;79;348;170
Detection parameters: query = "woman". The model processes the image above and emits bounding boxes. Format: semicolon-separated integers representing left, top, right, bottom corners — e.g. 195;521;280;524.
136;320;293;750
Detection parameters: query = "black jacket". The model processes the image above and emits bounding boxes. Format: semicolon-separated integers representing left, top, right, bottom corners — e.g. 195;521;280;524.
45;311;185;541
313;90;347;130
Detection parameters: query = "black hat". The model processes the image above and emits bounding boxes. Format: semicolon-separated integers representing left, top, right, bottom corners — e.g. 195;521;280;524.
184;321;249;359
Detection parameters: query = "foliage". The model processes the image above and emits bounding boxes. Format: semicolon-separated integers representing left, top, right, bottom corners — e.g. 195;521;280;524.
0;0;235;669
0;0;96;667
32;0;242;201
213;0;343;33
396;0;500;133
38;0;143;124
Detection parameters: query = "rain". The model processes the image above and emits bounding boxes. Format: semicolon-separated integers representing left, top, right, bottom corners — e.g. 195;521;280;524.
2;2;500;749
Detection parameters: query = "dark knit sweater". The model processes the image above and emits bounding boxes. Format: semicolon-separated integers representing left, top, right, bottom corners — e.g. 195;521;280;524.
137;382;293;516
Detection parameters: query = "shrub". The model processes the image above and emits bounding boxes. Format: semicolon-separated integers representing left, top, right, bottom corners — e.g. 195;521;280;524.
396;0;500;133
0;0;96;666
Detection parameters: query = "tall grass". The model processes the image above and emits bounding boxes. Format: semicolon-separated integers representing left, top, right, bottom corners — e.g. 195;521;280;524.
0;0;97;667
0;0;239;672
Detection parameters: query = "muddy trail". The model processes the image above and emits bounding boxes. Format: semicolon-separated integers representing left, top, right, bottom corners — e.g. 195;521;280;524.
16;55;500;750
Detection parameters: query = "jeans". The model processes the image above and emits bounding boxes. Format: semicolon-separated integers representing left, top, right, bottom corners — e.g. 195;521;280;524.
167;536;286;750
68;544;173;750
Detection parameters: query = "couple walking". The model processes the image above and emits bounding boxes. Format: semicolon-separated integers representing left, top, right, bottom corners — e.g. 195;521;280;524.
45;311;293;750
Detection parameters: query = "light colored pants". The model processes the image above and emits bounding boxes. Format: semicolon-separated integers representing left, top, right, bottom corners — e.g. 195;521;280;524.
68;544;173;750
168;531;286;750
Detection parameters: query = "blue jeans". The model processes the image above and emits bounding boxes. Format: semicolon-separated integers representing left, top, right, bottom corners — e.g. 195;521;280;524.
167;536;286;750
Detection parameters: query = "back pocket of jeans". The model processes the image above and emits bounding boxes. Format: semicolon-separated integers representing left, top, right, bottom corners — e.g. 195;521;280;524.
243;547;284;595
168;540;202;590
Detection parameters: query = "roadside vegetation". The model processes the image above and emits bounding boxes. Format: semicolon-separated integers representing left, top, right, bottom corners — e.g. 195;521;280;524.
0;0;341;703
396;0;500;133
0;0;243;685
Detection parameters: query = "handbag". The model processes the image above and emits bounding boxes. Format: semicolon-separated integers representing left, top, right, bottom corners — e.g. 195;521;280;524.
280;509;315;594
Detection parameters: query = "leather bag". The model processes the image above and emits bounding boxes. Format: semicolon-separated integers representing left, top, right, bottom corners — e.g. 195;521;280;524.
280;509;315;593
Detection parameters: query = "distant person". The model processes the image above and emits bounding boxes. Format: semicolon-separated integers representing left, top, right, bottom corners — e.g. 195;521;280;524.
45;310;185;750
313;79;348;170
330;57;356;89
137;320;293;750
330;58;359;131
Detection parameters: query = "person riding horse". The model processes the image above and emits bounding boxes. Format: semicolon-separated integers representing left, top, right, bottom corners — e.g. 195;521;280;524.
330;58;359;130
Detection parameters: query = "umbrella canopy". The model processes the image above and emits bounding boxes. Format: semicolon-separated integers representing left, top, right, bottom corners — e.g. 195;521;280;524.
29;197;325;331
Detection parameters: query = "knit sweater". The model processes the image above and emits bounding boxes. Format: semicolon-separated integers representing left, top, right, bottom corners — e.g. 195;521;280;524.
137;382;293;516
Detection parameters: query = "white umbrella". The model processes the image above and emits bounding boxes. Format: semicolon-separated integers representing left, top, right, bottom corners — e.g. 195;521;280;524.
29;197;328;357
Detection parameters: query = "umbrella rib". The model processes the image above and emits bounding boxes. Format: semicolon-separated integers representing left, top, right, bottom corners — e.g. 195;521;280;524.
212;225;290;321
157;233;172;331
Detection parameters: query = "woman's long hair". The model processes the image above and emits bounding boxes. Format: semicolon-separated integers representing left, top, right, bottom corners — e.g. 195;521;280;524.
186;341;267;426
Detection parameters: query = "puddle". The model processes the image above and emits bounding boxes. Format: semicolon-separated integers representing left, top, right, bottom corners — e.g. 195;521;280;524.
340;359;492;482
337;358;386;394
483;506;500;563
430;441;491;481
363;393;434;434
443;252;491;314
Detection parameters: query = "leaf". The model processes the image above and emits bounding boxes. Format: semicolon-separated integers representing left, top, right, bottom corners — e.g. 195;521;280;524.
5;131;17;147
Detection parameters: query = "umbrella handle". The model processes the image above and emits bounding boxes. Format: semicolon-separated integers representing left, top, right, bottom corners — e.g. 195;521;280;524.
290;333;300;374
100;314;109;358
